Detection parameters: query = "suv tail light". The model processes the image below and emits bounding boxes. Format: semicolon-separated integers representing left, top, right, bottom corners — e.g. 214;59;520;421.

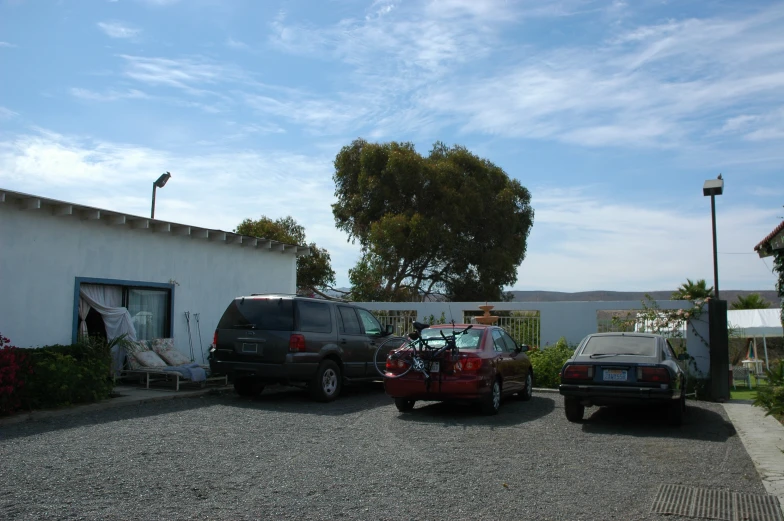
213;329;218;347
562;364;594;380
637;366;670;383
454;353;483;372
289;334;306;352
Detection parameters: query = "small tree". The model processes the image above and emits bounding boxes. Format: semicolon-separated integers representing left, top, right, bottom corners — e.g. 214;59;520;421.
671;278;714;301
235;216;336;298
731;293;771;310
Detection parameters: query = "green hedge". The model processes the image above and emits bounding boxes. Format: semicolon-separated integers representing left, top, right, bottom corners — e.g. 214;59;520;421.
528;337;575;389
19;336;114;410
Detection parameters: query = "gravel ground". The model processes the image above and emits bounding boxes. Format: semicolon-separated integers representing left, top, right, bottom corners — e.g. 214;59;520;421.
0;385;768;521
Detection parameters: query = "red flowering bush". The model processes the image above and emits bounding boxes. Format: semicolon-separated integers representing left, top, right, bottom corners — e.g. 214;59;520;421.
0;333;30;415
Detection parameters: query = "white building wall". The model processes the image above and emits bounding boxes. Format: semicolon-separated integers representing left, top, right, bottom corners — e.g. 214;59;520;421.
355;300;710;374
0;203;296;359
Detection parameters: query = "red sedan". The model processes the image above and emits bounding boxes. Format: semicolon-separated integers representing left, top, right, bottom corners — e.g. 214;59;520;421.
383;324;533;415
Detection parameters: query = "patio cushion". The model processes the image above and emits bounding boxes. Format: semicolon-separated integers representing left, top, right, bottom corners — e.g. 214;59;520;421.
157;347;191;366
150;338;175;355
124;340;150;370
133;350;168;368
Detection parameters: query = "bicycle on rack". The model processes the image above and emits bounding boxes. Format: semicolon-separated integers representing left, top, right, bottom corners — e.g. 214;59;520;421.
373;321;473;380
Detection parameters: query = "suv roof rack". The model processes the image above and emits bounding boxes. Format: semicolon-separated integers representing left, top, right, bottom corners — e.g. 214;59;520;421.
249;293;298;296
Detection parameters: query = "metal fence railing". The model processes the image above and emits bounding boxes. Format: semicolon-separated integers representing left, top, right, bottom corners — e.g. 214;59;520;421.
371;310;542;347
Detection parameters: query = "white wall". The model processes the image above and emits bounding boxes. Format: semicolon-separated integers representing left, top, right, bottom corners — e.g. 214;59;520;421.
355;300;710;374
0;204;296;359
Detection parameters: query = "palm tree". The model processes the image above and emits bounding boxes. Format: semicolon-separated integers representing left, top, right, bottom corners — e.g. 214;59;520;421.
671;278;714;300
731;293;771;310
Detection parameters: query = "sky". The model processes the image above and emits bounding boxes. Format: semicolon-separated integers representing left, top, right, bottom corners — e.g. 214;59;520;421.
1;0;782;294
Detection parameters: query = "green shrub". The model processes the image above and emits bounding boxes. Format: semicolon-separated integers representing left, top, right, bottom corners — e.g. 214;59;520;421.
20;336;114;410
528;337;575;389
754;362;784;417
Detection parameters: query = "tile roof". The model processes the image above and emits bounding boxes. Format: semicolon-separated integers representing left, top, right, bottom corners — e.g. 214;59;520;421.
754;220;784;255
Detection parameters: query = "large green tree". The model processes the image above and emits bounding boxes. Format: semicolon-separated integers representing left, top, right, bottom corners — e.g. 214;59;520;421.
671;278;714;300
235;216;335;298
731;293;771;310
332;139;534;302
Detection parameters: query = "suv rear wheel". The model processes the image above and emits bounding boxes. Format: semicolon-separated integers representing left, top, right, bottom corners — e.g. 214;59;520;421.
310;359;342;402
234;377;265;397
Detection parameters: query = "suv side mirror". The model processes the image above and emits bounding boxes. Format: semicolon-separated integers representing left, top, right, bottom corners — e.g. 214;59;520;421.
517;344;529;353
677;353;689;361
384;324;394;336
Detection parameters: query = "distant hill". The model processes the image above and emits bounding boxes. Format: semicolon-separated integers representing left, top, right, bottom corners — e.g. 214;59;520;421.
509;290;780;303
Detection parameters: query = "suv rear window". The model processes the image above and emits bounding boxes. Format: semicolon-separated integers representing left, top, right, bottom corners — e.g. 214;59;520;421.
217;298;294;331
296;301;332;333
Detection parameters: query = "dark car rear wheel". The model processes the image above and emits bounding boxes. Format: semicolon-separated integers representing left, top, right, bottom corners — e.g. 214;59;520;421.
564;397;584;422
668;394;686;426
234;377;265;397
394;398;416;412
310;359;342;402
516;371;533;401
480;379;502;415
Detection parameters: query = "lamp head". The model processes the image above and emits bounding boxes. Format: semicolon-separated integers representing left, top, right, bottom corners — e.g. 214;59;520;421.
154;172;172;188
703;178;723;197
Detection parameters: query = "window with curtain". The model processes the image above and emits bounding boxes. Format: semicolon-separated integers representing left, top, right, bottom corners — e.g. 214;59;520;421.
128;288;170;341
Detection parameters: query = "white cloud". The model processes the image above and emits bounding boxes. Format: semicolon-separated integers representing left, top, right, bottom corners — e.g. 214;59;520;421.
412;5;784;147
97;21;141;39
0;106;18;119
70;88;149;102
0;41;17;48
119;54;246;95
515;187;780;291
225;38;249;50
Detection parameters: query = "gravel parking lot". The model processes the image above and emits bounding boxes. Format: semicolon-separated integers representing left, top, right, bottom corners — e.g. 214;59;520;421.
0;385;768;521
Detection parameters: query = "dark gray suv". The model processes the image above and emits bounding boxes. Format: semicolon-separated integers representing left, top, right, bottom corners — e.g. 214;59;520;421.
209;295;401;401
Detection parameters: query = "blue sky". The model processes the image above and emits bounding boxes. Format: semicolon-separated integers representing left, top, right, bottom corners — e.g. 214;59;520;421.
1;0;782;293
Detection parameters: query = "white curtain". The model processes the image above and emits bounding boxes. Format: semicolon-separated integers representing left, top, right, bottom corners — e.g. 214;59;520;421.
79;284;138;376
129;289;167;340
78;298;90;337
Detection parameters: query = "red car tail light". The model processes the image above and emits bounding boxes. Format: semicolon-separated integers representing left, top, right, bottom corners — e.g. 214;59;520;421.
386;356;410;374
289;334;306;352
456;353;483;372
562;364;594;380
637;366;670;383
213;329;218;346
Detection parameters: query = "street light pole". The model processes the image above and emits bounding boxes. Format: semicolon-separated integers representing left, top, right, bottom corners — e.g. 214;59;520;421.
710;193;719;300
150;172;172;219
703;176;724;299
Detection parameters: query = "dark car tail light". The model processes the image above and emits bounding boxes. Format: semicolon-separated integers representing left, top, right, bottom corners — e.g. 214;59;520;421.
562;364;594;380
289;334;306;352
637;366;670;383
455;353;483;372
213;329;218;347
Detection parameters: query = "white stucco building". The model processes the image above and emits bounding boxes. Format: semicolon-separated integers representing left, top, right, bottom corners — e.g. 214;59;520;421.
0;188;307;363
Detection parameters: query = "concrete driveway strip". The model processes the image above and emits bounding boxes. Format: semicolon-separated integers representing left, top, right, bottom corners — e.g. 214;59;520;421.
724;401;784;507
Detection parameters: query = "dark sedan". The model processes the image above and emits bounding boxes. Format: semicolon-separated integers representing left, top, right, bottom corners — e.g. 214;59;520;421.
559;332;687;425
384;324;533;415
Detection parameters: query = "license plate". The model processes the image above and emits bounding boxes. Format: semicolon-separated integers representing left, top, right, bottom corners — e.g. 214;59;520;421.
603;369;627;382
242;343;260;354
429;361;440;373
